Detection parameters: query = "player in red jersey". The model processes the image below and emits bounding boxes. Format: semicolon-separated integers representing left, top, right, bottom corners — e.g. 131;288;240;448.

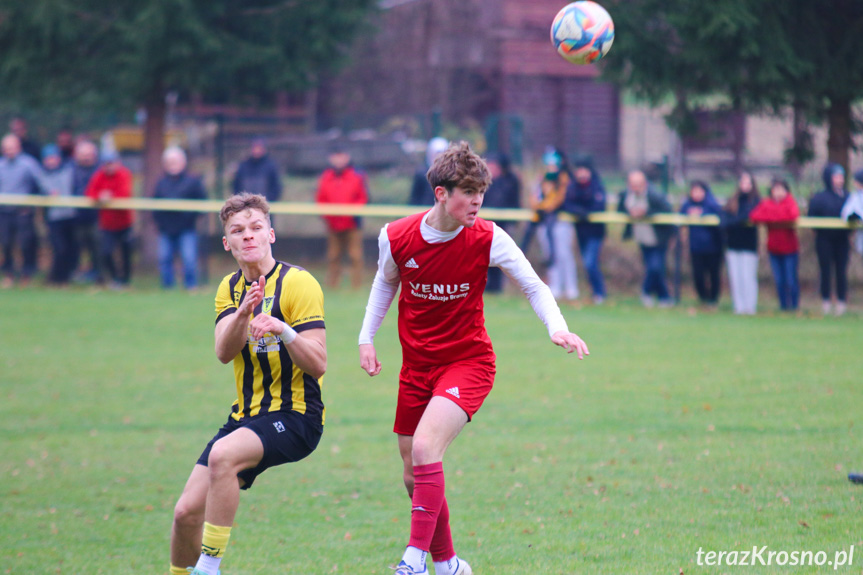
358;142;589;575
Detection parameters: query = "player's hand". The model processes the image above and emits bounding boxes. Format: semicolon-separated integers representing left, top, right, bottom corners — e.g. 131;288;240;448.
238;275;266;316
359;343;382;376
551;330;589;359
250;314;283;340
629;206;647;219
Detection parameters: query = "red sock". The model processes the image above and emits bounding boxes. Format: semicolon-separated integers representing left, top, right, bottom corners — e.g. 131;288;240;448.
430;496;455;562
408;462;446;552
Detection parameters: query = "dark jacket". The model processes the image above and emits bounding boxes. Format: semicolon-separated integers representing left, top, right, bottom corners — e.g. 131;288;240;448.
679;186;723;254
564;167;606;242
153;171;208;235
73;162;100;225
232;155;282;201
809;164;849;243
409;167;436;206
617;187;676;248
720;193;759;252
483;171;521;210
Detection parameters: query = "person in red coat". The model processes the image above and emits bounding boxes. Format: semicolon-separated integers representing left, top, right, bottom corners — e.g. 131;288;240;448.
316;144;369;288
749;178;799;310
85;150;134;288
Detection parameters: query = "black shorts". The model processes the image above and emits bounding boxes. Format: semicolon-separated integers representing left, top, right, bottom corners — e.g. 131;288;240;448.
197;411;323;490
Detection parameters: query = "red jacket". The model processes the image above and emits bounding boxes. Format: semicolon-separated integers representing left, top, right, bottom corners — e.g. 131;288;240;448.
85;165;134;231
749;194;799;255
316;166;368;232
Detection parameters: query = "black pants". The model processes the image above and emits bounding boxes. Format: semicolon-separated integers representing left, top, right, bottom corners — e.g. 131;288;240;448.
74;219;102;281
691;251;722;304
101;228;134;284
816;235;850;302
48;219;78;284
0;210;39;279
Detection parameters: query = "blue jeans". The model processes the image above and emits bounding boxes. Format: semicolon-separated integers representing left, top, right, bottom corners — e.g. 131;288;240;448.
579;236;606;298
768;253;799;310
158;230;198;288
640;244;670;301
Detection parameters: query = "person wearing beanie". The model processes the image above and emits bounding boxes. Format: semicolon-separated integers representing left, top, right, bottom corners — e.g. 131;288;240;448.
564;157;608;304
809;163;850;316
41;144;78;285
409;137;449;206
680;180;724;306
232;138;282;202
482;152;521;293
528;146;578;301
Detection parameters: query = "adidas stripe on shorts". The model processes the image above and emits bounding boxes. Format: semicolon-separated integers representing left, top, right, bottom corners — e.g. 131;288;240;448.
393;355;496;436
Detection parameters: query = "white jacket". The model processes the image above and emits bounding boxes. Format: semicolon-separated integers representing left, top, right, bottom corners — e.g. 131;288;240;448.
841;189;863;254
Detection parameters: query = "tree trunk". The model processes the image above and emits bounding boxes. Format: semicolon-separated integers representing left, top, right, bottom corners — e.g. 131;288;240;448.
788;102;806;181
826;98;851;175
140;95;166;267
144;97;166;197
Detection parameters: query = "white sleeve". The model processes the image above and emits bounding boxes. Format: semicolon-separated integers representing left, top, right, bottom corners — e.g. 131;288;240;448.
841;193;863;220
358;225;401;345
489;223;569;337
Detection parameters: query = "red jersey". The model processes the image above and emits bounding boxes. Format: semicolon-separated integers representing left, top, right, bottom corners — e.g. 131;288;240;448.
316;166;368;232
750;194;799;255
85;165;134;231
387;211;495;368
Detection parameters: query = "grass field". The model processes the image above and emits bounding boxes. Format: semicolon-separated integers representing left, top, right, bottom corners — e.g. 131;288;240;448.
1;280;862;574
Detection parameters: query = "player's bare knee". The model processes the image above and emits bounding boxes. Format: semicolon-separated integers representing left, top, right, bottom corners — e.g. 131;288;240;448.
410;435;440;465
173;496;203;528
207;441;239;478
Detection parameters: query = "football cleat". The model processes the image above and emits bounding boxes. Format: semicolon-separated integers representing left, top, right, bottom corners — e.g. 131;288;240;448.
849;472;863;484
392;560;427;575
452;558;473;575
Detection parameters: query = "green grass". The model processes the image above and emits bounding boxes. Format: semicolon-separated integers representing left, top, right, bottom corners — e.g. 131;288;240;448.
1;281;862;574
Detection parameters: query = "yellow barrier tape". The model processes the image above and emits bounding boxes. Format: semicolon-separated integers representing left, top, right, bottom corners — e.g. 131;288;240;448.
0;195;859;229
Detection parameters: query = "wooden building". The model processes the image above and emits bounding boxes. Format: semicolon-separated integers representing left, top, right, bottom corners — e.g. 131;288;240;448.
317;0;620;167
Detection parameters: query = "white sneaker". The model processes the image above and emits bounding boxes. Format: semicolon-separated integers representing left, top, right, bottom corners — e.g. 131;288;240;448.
393;561;427;575
836;302;847;316
822;300;832;315
641;294;655;308
453;558;473;575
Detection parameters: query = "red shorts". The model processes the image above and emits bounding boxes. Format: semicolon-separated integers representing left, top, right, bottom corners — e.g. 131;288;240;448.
394;356;496;436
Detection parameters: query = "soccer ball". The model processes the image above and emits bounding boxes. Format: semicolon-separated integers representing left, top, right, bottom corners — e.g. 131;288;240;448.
550;1;615;65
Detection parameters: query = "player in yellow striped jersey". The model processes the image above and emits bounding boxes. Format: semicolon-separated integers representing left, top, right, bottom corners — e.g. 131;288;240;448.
169;193;327;575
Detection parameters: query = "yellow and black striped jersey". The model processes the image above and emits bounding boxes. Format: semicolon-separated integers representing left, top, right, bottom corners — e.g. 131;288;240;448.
215;261;325;425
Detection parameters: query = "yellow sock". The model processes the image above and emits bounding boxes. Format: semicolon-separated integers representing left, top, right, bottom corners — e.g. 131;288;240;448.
169;565;188;575
201;522;232;558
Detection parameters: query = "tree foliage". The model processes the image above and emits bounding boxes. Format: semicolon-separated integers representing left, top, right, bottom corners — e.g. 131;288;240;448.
602;0;863;171
0;0;376;106
0;0;376;189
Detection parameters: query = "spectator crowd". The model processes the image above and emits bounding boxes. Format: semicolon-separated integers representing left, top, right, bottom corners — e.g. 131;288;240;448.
1;122;861;316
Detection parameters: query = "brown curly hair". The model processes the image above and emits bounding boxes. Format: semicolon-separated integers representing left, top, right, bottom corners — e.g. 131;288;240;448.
426;141;492;200
219;192;271;228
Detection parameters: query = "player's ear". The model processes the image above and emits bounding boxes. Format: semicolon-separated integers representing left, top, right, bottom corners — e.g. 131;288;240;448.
434;185;449;203
222;236;230;251
268;227;275;244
